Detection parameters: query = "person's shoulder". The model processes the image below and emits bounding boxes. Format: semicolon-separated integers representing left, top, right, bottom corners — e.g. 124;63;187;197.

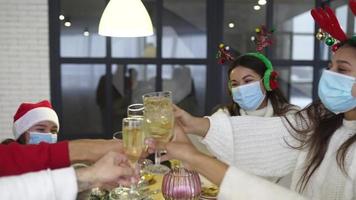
212;107;231;116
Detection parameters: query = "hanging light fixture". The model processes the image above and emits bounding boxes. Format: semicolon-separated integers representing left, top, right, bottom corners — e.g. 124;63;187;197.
98;0;154;37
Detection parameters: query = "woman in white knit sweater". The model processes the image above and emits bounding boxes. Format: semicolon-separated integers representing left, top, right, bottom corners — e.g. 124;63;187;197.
190;51;299;184
171;37;356;200
165;125;305;200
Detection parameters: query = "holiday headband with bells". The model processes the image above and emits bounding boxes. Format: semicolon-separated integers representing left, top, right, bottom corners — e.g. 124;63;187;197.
311;0;356;52
217;25;279;91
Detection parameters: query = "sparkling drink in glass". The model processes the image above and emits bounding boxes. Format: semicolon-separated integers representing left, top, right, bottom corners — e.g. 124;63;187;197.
122;120;145;164
127;103;144;119
122;117;145;199
143;91;174;174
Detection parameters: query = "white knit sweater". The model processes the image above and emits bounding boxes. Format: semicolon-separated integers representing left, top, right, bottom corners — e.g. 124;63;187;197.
189;101;275;156
203;111;356;200
218;166;306;200
0;167;77;200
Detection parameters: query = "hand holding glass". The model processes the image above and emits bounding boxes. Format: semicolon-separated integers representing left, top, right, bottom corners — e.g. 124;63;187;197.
143;91;174;174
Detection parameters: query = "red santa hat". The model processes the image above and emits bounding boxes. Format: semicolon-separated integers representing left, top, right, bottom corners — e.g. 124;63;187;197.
12;100;59;139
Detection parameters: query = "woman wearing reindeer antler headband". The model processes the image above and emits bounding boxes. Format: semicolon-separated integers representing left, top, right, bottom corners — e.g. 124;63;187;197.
216;27;299;118
215;29;300;183
164;2;356;200
188;29;300;184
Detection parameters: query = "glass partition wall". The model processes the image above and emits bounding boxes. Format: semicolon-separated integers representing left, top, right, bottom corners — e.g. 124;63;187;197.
49;0;346;139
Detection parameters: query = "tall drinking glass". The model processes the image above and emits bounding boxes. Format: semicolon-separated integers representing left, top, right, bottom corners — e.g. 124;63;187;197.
142;91;174;174
122;117;145;199
127;103;144;118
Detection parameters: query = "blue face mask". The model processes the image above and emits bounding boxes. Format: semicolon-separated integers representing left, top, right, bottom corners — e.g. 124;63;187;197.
231;81;266;111
28;132;58;144
318;70;356;114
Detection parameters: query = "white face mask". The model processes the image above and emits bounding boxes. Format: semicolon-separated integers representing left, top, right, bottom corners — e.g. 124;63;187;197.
28;132;57;144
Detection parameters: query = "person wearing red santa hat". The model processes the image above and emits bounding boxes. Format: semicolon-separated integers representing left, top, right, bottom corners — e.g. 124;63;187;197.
0;100;156;177
11;100;59;144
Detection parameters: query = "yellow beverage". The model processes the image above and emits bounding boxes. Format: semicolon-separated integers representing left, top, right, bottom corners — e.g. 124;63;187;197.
127;114;144;119
122;127;145;164
143;96;174;148
145;120;173;146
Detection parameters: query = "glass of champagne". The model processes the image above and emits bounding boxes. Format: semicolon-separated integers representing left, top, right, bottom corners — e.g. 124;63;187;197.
127;103;154;169
142;91;174;174
127;103;144;118
122;117;145;199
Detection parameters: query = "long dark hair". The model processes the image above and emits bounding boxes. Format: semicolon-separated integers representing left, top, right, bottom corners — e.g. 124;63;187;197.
285;38;356;192
225;55;297;116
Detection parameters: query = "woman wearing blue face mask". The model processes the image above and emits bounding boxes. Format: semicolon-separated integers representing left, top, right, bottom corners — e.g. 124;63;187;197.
223;53;299;117
171;4;356;198
7;100;59;144
188;52;300;185
172;37;356;199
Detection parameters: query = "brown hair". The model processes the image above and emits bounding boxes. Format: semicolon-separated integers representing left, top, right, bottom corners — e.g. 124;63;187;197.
225;55;297;116
1;138;16;144
1;134;26;145
285;38;356;192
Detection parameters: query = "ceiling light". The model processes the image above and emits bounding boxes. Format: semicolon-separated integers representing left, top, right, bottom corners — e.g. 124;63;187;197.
98;0;154;37
258;0;267;6
83;28;90;36
59;15;65;21
228;22;235;28
64;20;71;27
254;5;261;10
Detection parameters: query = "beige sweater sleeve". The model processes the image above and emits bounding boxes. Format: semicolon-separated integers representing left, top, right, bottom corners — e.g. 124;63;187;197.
218;166;307;200
203;111;300;178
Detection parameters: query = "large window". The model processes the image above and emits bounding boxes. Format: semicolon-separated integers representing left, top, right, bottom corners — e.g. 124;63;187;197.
162;0;207;58
52;0;208;139
223;0;267;54
50;0;346;139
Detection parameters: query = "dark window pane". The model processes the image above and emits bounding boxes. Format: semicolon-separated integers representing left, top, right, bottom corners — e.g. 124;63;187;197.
111;64;157;103
110;64;156;133
162;65;206;115
60;0;106;57
275;66;313;108
112;0;157;58
162;0;207;58
272;1;314;60
61;64;105;138
224;0;266;54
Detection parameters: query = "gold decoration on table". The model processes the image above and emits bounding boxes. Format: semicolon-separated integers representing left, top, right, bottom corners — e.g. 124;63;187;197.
201;185;219;199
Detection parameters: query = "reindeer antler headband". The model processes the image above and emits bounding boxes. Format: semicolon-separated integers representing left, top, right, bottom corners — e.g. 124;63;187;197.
312;0;356;52
217;25;279;91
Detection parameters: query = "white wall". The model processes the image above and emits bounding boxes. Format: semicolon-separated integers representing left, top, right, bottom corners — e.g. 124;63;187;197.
0;0;50;141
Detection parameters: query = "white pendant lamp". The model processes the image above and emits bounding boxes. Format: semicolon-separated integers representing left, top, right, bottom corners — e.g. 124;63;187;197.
98;0;154;37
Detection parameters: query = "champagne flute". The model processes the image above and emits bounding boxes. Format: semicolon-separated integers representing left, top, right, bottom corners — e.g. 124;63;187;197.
127;103;144;118
142;91;174;174
122;117;145;199
127;103;157;188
